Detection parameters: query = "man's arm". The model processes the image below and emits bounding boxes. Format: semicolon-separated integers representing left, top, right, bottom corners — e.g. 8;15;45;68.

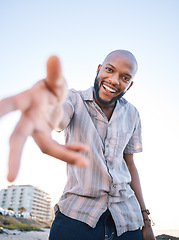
55;102;74;131
0;56;88;182
124;153;155;240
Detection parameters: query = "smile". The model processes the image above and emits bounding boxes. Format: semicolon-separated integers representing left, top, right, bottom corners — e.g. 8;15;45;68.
102;83;118;93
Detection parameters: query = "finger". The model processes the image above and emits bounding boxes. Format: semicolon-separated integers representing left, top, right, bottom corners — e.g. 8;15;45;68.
46;56;62;81
45;56;67;99
65;143;89;152
0;90;31;117
7;115;34;182
33;132;88;167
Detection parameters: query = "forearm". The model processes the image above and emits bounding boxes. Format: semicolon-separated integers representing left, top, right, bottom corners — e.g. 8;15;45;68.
124;153;155;240
124;154;150;222
128;162;151;224
129;162;146;211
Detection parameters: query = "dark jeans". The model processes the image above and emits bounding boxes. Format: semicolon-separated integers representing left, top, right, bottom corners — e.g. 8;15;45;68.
49;209;143;240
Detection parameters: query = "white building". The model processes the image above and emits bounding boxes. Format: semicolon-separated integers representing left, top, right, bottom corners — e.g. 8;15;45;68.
0;185;52;221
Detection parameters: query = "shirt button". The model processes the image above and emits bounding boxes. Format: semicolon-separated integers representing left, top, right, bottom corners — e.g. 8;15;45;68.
112;185;116;189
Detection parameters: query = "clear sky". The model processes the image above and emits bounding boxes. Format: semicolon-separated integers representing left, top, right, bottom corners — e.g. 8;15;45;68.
0;0;179;232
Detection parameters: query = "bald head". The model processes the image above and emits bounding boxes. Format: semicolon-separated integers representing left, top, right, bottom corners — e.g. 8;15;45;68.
102;50;138;76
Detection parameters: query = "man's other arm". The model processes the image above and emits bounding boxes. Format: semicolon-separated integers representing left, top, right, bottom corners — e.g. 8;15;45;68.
124;153;155;240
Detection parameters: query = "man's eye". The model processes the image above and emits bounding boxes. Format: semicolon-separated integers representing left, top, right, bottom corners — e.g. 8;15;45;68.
122;76;130;83
105;67;113;72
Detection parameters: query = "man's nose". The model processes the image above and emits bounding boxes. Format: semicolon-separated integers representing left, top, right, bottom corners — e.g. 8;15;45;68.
109;73;120;85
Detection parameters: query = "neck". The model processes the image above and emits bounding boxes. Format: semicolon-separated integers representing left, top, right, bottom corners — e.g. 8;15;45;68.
93;91;116;120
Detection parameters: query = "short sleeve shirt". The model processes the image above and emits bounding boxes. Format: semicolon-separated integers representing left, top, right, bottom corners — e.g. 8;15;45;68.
58;87;144;236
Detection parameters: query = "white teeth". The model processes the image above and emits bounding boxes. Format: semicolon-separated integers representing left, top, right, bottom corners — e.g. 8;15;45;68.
103;84;116;93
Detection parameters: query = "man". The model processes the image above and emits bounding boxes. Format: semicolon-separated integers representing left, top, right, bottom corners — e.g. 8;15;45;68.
49;50;155;239
0;50;155;239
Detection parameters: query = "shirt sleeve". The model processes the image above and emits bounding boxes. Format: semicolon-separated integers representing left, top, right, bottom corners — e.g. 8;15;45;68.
124;112;143;154
56;91;75;131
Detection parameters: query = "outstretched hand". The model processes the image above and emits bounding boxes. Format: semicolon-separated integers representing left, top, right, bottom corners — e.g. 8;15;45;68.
0;56;88;182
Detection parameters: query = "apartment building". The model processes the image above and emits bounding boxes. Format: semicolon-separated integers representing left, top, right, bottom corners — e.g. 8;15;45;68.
0;185;52;221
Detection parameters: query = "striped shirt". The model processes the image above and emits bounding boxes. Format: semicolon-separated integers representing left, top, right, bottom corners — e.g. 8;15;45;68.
57;87;144;236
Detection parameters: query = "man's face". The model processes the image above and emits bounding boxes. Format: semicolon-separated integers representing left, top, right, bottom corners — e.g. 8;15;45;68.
94;73;125;106
94;53;136;106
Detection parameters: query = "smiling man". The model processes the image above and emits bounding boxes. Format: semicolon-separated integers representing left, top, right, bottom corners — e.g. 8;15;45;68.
49;50;155;240
93;50;136;118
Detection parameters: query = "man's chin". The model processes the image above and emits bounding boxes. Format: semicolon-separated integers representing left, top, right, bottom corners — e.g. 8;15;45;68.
93;75;125;106
95;94;116;106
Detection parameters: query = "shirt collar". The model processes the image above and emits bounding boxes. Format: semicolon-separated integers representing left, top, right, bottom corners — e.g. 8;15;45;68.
80;86;94;101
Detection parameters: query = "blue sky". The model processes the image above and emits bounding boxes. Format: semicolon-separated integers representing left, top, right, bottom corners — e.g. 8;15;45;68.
0;0;179;232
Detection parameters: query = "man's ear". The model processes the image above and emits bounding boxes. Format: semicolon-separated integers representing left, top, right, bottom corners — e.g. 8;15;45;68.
97;64;102;73
127;81;134;91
